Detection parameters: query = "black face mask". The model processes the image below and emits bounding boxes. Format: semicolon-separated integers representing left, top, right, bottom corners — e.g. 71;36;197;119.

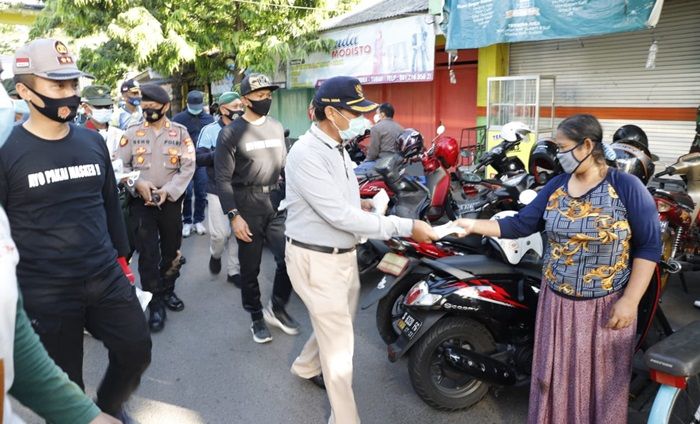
246;98;272;116
143;106;166;123
224;109;244;121
25;85;81;123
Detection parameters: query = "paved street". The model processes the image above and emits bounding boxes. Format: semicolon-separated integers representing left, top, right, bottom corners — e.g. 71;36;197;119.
14;230;700;424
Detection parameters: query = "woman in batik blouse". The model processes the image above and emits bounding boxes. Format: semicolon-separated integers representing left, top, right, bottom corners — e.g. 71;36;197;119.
456;114;661;424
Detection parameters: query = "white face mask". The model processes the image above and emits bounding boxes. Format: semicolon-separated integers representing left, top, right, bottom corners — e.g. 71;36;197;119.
91;108;113;124
373;113;381;124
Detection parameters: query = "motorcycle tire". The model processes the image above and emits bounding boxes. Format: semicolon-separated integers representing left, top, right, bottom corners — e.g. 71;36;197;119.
376;273;429;344
408;317;495;411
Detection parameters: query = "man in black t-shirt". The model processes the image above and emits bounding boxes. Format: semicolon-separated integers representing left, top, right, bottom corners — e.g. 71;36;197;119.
214;73;298;344
0;39;151;423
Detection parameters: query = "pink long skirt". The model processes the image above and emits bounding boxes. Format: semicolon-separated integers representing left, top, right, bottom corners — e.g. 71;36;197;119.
527;284;636;424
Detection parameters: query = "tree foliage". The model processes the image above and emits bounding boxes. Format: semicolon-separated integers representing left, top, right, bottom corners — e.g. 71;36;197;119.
30;0;352;88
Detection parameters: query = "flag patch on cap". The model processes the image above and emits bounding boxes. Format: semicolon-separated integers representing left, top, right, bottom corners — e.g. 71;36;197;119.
15;57;30;68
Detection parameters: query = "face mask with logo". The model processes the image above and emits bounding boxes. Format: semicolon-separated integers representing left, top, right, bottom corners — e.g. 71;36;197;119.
24;84;81;123
187;106;203;115
90;108;113;124
0;86;14;148
223;109;244;121
143;106;166;123
556;144;591;174
332;108;371;142
246;97;272;116
127;97;142;107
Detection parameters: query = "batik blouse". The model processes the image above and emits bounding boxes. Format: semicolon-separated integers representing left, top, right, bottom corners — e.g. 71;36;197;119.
498;168;661;299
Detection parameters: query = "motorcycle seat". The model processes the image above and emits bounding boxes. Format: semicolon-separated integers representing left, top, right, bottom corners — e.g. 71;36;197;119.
437;255;517;276
440;234;483;251
645;320;700;377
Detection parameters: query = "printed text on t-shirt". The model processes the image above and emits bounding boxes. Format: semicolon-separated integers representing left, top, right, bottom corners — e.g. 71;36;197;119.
27;163;102;188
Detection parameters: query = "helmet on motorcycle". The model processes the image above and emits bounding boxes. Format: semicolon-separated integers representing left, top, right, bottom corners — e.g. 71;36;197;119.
487;211;544;265
528;138;563;185
612;139;656;185
434;136;460;168
395;128;425;160
613;124;649;148
501;121;532;142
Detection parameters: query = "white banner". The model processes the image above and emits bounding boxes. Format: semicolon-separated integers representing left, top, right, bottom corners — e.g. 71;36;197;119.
289;15;435;88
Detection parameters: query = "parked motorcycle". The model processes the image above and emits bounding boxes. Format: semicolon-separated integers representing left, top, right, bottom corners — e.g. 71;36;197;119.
382;225;664;411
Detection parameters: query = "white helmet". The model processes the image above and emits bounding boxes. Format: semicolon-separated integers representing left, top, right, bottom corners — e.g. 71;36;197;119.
487;211;543;265
500;121;532;142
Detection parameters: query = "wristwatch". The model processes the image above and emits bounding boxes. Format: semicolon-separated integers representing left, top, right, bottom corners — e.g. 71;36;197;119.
227;209;240;221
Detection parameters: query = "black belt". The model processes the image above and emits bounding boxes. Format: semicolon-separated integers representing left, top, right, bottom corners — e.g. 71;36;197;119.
234;184;279;193
286;237;356;254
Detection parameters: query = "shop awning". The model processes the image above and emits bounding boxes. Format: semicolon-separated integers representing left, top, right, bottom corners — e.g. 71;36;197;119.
445;0;664;50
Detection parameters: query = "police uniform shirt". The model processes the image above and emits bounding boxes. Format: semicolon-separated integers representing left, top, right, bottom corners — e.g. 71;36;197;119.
116;119;195;201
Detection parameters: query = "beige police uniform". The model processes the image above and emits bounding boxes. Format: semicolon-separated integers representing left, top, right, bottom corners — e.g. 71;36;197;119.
116;118;195;306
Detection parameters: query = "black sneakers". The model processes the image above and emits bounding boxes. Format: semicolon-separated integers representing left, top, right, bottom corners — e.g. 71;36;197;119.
227;274;242;288
209;256;222;274
263;301;300;335
251;319;273;343
164;292;185;311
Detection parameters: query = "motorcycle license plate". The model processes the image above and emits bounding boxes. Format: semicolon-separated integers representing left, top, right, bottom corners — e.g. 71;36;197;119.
397;311;422;340
377;252;409;276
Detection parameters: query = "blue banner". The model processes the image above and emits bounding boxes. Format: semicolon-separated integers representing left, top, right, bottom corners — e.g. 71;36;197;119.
445;0;662;50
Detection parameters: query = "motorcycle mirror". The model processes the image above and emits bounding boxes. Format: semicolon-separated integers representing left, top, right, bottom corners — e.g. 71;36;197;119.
519;189;538;205
436;125;445;136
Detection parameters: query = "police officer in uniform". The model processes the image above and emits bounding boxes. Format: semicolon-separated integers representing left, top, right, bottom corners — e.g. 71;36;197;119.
116;84;195;332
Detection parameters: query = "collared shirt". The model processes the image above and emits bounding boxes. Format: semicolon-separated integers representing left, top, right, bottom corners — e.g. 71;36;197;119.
116;119;195;201
367;117;403;160
282;124;413;249
115;106;142;130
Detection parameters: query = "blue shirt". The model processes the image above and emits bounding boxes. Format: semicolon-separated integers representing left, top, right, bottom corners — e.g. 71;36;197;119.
172;110;214;145
498;168;661;298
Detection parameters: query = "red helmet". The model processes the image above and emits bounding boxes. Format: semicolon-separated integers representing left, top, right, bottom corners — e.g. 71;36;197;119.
434;136;459;168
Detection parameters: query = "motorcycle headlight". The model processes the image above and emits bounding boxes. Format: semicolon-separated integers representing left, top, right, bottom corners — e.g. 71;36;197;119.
404;281;443;307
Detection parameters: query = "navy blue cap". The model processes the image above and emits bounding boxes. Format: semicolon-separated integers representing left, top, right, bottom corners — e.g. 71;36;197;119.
140;84;170;105
187;90;204;106
313;76;377;113
120;78;140;93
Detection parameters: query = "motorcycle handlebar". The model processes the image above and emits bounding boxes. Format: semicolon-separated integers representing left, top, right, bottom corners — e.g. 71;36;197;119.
654;168;672;178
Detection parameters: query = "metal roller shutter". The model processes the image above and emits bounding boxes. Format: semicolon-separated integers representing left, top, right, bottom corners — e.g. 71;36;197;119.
509;0;700;166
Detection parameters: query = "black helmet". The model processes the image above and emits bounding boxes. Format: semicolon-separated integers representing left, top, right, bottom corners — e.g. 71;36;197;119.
395;128;424;160
528;138;562;185
613;125;649;148
612;139;656;185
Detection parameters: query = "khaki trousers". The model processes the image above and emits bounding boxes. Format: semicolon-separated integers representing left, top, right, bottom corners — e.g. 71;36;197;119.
206;193;239;276
286;242;361;424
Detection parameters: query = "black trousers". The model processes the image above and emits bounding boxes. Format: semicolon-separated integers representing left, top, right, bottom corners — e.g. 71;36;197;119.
237;206;292;320
22;262;152;416
130;197;184;298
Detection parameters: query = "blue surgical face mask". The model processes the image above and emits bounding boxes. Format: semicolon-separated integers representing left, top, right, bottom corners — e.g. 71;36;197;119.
187;105;203;115
127;97;141;106
0;86;15;148
13;98;30;116
332;108;370;142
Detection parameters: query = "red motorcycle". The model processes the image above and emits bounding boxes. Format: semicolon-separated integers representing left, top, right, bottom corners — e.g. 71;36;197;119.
357;126;460;222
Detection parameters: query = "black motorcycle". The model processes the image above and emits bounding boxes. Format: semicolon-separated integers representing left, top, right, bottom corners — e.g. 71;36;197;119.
382;239;664;411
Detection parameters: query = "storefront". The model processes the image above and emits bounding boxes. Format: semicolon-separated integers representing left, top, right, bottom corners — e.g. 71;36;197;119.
507;0;699;165
278;1;480;142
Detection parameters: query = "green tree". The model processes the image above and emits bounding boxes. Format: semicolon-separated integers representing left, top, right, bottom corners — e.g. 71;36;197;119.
30;0;349;93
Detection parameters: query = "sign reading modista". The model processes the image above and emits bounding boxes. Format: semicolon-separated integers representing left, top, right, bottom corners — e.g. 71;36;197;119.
290;15;435;88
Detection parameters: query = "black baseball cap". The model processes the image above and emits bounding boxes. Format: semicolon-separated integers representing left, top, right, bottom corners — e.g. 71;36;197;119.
121;79;140;93
240;73;279;96
186;90;204;107
313;76;377;113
